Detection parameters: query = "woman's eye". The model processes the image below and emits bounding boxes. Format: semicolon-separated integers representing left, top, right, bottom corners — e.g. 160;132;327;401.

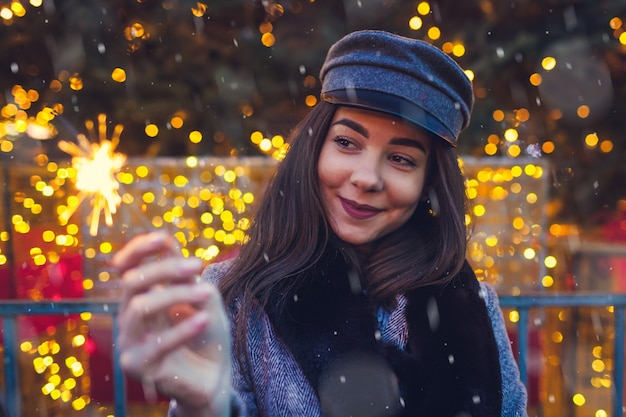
333;137;354;148
390;155;416;166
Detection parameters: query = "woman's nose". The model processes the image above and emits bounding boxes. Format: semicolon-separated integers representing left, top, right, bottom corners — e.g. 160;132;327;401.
350;159;384;192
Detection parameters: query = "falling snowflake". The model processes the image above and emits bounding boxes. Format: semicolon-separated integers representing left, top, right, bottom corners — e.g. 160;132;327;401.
58;114;126;236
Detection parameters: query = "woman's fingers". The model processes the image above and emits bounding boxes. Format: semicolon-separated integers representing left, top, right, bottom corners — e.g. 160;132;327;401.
111;231;180;273
113;232;205;313
119;256;204;313
113;232;233;413
118;283;217;346
119;309;211;378
119;305;231;410
119;286;230;389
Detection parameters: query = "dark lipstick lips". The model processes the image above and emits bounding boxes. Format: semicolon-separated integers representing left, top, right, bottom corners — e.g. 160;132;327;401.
340;198;382;219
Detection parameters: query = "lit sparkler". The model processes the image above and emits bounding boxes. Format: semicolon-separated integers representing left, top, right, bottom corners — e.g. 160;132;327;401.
58;114;126;236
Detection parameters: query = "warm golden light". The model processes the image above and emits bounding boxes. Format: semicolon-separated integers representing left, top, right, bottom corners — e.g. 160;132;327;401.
111;68;127;82
484;143;498;155
189;130;202;143
191;2;207;17
577;105;590;119
261;32;275;47
515;108;530;122
552;331;564;343
609;17;623;29
409;16;423;30
58;114;126;236
585;133;599;148
124;23;146;40
0;7;13;20
544;256;557;268
541;56;557;70
542;275;554;288
504;128;518;142
171;116;184;128
452;44;465;57
599;140;613;153
573;393;586;406
529;73;542;86
417;2;430;15
145;124;158;137
305;95;317;106
427;26;441;40
542;141;555;154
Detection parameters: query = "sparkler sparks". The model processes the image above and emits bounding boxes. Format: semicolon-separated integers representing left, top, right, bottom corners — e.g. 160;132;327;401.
58;114;126;236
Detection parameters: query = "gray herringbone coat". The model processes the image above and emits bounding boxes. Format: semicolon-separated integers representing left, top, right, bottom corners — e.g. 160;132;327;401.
169;261;528;417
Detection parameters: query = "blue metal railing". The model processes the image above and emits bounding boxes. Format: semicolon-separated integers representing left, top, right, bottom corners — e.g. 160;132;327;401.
0;301;123;417
2;294;626;416
499;293;626;416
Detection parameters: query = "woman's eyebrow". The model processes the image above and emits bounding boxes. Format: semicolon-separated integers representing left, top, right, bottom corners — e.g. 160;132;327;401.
331;118;428;153
330;118;369;138
390;137;428;154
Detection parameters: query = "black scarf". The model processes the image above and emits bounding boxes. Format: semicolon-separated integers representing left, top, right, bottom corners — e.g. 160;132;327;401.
266;257;502;417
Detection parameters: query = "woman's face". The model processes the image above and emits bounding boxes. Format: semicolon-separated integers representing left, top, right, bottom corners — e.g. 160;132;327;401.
318;106;432;247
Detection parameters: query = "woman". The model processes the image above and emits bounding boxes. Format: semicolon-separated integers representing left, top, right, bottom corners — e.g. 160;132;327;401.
113;30;528;416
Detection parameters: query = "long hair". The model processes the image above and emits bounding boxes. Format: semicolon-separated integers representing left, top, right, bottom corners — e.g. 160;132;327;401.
219;100;470;356
219;101;337;308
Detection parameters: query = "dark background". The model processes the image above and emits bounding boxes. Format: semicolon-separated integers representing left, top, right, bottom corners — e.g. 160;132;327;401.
2;0;626;228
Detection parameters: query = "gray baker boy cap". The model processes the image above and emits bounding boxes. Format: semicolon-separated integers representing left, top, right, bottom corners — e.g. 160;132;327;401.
320;30;474;146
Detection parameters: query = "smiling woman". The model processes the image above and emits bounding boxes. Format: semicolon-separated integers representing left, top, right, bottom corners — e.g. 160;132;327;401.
114;30;528;417
2;1;626;415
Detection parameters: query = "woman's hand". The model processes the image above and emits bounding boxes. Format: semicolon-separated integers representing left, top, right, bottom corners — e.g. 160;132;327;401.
112;232;232;417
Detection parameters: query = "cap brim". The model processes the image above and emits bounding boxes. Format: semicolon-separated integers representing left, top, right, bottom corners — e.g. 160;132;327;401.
322;89;457;146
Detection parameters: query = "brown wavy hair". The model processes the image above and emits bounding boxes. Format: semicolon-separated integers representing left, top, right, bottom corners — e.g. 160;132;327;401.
219;100;470;350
